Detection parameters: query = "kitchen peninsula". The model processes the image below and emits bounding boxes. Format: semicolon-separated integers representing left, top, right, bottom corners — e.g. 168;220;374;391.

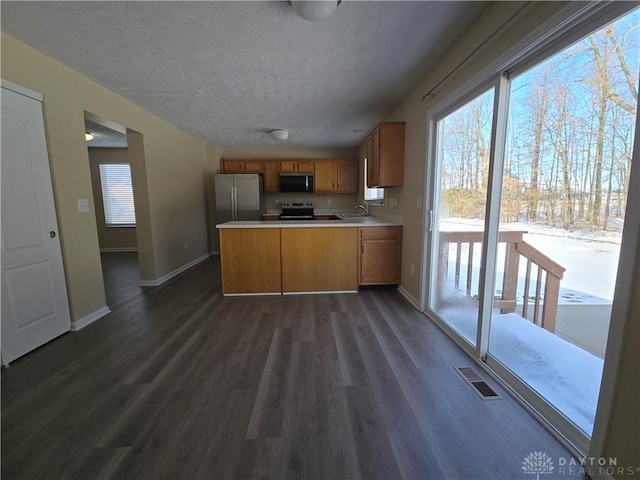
216;216;402;295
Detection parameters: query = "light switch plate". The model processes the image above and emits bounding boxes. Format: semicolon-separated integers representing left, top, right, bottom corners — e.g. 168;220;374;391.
77;198;90;212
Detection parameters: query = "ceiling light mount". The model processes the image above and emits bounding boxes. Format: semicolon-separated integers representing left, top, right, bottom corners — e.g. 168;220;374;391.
269;129;289;141
290;1;341;22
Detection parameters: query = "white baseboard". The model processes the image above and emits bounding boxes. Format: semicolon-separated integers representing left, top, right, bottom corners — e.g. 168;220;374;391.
397;285;420;310
71;306;111;331
100;247;138;253
139;253;211;287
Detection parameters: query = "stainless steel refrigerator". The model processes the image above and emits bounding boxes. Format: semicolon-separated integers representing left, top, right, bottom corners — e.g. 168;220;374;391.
214;174;264;223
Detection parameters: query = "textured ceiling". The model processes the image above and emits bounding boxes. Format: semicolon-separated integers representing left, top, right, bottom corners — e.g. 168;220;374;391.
2;1;487;148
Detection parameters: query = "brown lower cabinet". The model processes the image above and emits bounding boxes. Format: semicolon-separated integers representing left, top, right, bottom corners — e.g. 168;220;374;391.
281;228;358;292
219;228;282;294
358;226;402;285
218;226;401;295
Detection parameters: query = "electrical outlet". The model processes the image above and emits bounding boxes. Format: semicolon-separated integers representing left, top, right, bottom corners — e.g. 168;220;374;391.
328;198;332;206
410;264;415;275
77;198;89;212
184;242;189;251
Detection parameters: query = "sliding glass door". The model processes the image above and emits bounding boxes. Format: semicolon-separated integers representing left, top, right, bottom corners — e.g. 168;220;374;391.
486;10;640;448
425;5;639;453
429;88;496;349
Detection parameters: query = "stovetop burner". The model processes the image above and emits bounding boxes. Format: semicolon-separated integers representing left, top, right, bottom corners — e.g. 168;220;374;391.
280;201;314;220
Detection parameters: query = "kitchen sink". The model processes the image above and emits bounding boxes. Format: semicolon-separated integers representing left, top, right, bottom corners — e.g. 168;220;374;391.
334;213;367;218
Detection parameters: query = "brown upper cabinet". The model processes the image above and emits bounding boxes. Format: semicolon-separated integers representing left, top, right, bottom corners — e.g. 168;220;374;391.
263;160;280;193
221;159;264;173
221;158;357;194
314;160;358;193
337;160;359;193
280;160;314;173
365;122;405;187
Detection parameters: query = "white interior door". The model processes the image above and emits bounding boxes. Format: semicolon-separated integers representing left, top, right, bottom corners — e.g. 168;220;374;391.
1;82;71;365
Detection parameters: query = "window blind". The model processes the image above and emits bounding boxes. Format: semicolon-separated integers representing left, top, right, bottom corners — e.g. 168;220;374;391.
365;187;384;201
364;157;384;203
99;163;136;226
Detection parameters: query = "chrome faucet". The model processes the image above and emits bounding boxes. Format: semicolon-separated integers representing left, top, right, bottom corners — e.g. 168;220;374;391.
355;201;369;216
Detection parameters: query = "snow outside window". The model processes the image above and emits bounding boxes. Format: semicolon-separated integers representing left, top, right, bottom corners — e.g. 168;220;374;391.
99;163;136;226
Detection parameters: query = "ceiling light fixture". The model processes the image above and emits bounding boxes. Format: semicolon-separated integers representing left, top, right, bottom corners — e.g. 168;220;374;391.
269;129;289;141
290;0;341;22
85;132;94;141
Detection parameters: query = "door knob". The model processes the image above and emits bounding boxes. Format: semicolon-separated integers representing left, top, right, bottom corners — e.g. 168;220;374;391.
49;231;56;238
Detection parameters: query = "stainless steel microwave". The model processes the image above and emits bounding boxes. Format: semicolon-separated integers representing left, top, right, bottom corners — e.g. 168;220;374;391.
279;173;314;193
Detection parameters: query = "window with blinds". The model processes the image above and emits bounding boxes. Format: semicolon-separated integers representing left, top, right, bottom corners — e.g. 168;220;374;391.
99;163;136;226
364;157;384;204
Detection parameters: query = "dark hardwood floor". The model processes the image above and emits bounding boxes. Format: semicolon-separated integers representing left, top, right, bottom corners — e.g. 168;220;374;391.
100;252;142;308
2;254;585;479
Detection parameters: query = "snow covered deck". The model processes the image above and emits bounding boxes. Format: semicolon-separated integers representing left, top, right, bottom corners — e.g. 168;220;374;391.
433;220;617;436
440;307;603;435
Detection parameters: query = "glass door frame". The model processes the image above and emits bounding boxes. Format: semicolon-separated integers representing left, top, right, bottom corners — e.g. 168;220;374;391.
420;2;640;458
423;74;509;362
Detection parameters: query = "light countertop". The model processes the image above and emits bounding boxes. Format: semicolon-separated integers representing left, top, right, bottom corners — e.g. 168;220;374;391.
216;214;402;229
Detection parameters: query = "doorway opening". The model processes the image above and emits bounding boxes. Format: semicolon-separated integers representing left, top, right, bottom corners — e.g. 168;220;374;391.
84;112;140;307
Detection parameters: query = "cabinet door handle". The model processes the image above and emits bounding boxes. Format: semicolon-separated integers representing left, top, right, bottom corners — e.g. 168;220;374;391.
361;244;364;254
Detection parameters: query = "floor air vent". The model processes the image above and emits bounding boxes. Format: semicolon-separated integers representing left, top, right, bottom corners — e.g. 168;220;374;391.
455;366;502;400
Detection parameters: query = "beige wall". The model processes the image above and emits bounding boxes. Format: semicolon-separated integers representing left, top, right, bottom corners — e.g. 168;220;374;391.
375;1;640;473
88;148;138;251
126;130;156;280
1;33;211;321
204;142;224;252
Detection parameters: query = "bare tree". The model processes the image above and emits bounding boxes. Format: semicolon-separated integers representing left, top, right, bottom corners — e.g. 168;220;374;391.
604;24;638;116
587;22;638;227
587;32;615;226
526;69;551;220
